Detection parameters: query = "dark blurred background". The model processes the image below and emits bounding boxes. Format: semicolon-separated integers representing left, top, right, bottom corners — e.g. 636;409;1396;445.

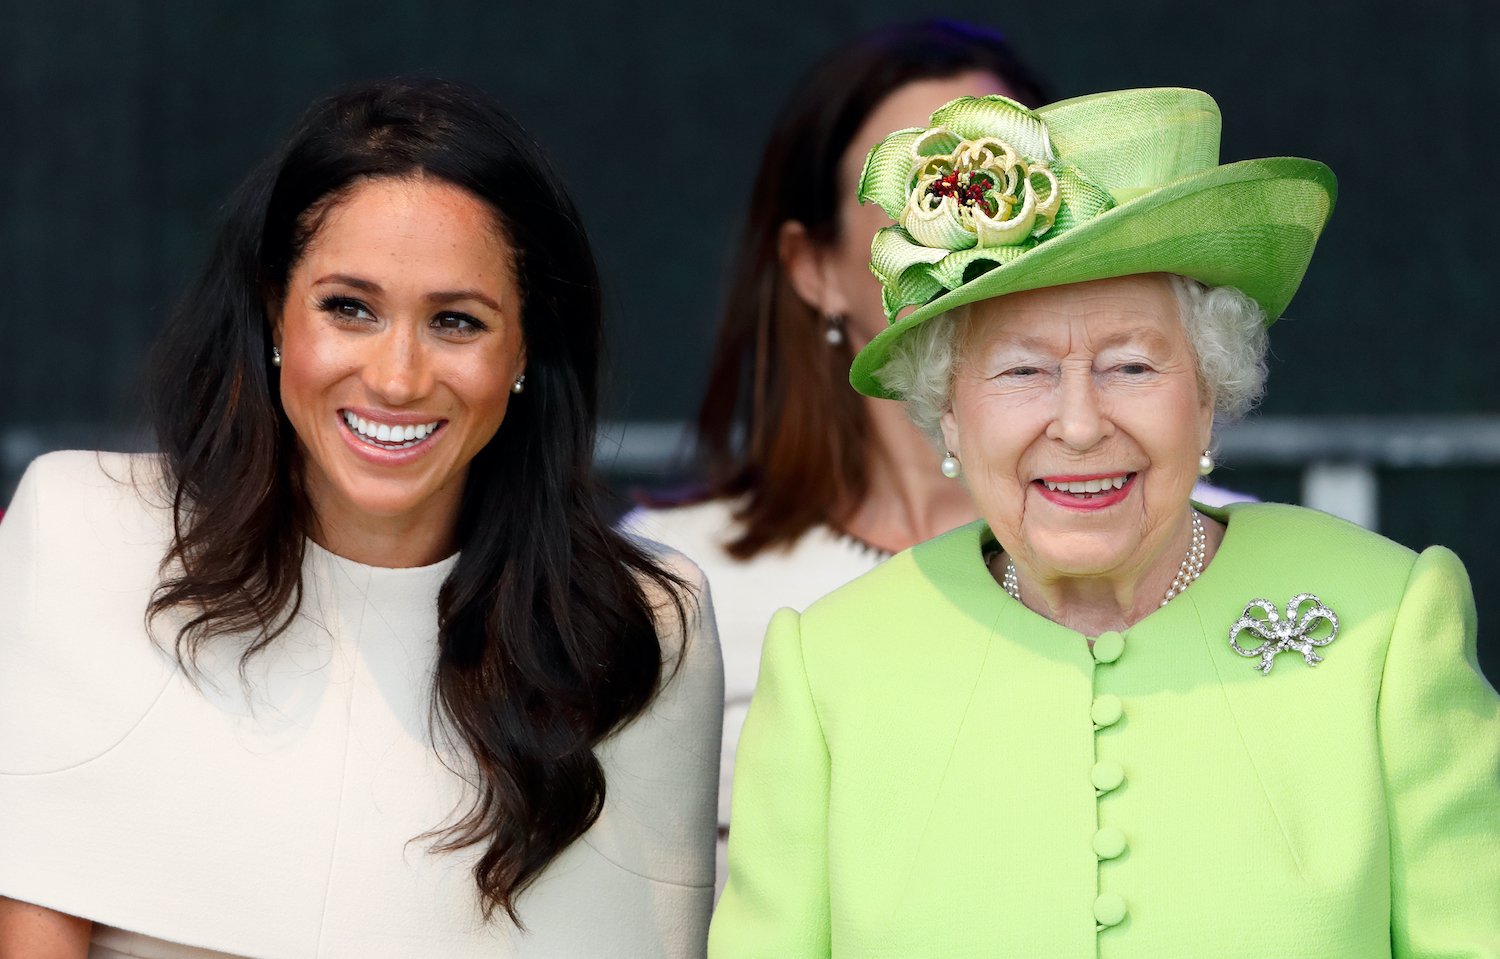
3;0;1497;677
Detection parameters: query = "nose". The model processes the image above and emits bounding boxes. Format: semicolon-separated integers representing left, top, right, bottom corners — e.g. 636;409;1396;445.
1046;368;1112;450
363;324;433;406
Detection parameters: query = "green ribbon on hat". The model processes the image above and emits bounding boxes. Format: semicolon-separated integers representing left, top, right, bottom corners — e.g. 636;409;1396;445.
859;95;1116;321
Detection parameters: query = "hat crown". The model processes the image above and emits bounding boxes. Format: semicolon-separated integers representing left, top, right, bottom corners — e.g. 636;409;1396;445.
1040;88;1222;197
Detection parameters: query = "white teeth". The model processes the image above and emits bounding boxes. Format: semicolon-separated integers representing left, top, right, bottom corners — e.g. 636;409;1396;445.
341;411;441;448
1043;474;1130;494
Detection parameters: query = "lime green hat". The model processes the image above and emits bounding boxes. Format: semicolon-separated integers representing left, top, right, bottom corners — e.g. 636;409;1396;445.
849;87;1336;399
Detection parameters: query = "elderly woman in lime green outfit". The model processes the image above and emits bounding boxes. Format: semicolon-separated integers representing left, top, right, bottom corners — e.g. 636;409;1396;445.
707;88;1500;957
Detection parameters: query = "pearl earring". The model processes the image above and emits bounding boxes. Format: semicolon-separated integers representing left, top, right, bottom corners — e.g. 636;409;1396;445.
271;346;281;367
940;451;961;479
511;373;526;394
824;314;846;346
1198;449;1214;476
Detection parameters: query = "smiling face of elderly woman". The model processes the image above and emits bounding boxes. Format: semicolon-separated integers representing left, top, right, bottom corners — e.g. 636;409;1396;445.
940;273;1213;599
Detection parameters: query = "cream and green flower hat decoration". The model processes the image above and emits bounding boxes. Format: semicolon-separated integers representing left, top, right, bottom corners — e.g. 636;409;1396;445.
850;87;1336;399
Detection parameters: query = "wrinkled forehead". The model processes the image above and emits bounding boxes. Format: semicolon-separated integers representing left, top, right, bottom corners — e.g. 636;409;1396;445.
959;274;1186;356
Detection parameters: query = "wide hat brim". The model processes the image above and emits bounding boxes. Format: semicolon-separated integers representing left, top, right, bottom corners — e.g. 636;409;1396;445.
850;142;1336;399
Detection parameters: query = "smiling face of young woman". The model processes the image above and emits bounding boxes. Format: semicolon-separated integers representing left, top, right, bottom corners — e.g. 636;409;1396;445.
273;175;526;563
941;274;1213;597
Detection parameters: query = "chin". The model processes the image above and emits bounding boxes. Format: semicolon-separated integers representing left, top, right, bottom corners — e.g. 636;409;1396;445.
1028;533;1137;579
337;481;441;521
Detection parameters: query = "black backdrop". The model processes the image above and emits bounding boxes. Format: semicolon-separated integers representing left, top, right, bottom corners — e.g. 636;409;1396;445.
3;0;1497;676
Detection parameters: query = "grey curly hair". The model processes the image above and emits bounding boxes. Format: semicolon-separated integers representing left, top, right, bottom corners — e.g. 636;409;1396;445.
873;275;1269;446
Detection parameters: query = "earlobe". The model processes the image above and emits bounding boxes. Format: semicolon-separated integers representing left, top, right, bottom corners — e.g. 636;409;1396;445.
1198;390;1216;449
509;349;528;395
939;408;960;458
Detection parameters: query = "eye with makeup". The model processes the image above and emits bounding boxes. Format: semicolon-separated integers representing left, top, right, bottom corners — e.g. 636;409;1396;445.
432;311;488;336
318;294;375;325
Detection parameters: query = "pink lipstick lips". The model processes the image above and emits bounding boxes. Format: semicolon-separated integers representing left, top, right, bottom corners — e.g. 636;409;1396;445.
338;408;446;464
1034;472;1137;511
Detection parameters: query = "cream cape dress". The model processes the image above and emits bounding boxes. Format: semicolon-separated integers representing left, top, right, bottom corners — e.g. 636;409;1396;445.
0;451;723;958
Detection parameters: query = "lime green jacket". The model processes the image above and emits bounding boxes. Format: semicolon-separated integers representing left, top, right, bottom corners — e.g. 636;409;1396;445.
708;504;1500;957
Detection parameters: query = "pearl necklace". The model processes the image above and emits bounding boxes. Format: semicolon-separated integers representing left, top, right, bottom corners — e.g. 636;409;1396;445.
1002;510;1206;609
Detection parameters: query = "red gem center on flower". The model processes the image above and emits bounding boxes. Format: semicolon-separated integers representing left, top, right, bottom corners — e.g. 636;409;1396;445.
926;170;998;216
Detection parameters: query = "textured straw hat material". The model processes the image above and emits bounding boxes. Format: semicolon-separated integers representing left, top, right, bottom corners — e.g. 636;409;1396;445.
849;88;1336;399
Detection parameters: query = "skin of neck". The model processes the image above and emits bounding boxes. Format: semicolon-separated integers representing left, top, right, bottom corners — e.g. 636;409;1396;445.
841;392;979;553
1000;510;1226;635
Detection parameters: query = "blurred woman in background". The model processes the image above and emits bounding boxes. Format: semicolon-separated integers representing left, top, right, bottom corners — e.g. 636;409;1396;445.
628;19;1048;882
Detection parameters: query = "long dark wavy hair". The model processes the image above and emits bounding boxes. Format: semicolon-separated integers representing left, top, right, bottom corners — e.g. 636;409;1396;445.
684;19;1048;557
146;77;688;922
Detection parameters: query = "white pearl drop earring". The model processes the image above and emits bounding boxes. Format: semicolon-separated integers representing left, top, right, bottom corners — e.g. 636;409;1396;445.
824;315;846;346
940;451;961;479
511;373;526;394
271;346;282;367
1198;449;1214;476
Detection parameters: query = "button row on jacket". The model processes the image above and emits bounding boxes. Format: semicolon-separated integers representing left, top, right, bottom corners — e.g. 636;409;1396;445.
1090;632;1127;934
1092;630;1125;664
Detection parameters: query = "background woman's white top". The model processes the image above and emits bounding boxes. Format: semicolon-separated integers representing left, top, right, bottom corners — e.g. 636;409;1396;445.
0;452;722;958
625;500;884;888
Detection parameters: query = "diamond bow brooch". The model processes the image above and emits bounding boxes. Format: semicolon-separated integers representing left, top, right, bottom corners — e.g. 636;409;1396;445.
1229;593;1340;675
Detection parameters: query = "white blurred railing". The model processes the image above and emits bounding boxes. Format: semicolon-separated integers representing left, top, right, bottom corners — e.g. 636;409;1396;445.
1216;415;1500;529
594;415;1500;532
7;417;1500;532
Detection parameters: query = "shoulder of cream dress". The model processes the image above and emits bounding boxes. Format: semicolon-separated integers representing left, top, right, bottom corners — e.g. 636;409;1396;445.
0;450;722;959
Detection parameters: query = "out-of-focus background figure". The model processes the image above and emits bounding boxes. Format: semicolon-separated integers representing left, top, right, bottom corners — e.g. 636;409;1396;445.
627;22;1265;885
625;19;1049;886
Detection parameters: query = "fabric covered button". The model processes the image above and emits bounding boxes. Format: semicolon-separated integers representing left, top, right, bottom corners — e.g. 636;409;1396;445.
1092;631;1125;663
1091;760;1125;793
1093;826;1127;860
1091;694;1123;728
1094;892;1128;927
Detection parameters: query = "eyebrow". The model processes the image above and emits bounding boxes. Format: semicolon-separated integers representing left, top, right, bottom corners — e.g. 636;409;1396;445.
312;274;504;313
